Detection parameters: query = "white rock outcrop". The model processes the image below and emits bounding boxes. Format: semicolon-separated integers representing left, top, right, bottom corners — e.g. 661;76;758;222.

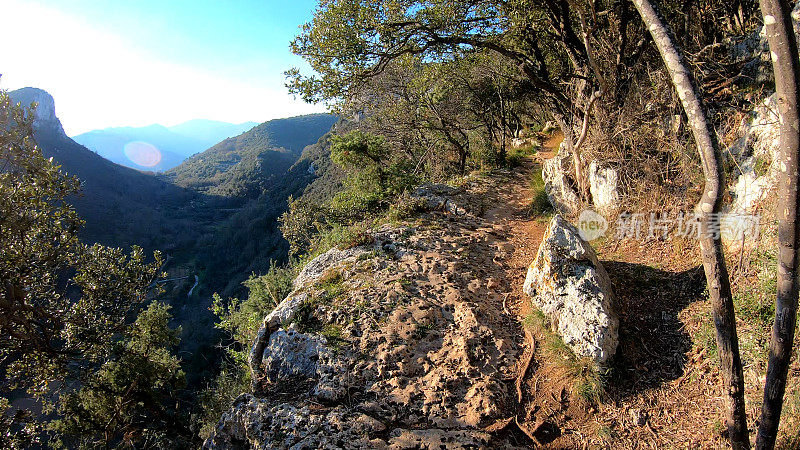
722;96;781;245
204;394;389;449
523;215;619;365
542;147;580;215
729;96;780;211
588;161;620;214
9;88;66;137
292;246;367;291
249;246;367;378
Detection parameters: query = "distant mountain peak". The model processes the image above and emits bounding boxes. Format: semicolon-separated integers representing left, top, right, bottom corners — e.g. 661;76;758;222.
9;87;65;136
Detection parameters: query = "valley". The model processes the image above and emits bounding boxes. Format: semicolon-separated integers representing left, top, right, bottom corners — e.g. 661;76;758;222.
73;120;259;172
9;86;337;384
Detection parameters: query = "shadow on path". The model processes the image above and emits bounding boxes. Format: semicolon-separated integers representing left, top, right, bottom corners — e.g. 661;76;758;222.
603;261;706;398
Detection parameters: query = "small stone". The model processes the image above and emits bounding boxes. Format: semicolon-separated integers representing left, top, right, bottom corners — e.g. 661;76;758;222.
630;408;648;426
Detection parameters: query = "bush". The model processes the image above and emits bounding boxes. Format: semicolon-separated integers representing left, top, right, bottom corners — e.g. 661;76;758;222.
281;131;420;259
198;262;298;439
528;168;553;218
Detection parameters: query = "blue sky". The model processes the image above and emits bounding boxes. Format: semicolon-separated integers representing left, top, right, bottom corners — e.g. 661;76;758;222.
1;0;326;135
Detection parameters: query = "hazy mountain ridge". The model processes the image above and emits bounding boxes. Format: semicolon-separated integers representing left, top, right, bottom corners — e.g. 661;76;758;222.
72;119;259;171
169;119;258;144
9;87;199;249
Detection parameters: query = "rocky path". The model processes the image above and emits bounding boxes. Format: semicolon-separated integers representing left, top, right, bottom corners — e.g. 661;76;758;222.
206;150;558;449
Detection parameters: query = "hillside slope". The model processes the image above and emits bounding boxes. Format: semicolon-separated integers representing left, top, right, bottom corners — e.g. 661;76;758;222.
206;145;800;447
10;88;339;386
9;87;198;249
165;114;337;199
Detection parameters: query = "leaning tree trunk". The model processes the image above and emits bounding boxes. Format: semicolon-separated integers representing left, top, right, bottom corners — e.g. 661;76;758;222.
631;0;750;447
551;108;587;197
755;0;800;447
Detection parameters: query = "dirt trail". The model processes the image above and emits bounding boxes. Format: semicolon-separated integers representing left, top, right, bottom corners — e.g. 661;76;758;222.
211;136;762;448
481;139;730;448
482;135;561;308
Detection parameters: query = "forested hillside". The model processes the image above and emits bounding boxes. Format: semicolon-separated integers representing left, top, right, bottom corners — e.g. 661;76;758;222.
9;88;199;249
166;113;336;198
6;88;338;390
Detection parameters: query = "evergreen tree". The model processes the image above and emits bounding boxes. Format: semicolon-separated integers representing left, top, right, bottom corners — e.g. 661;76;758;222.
52;303;189;449
0;90;192;447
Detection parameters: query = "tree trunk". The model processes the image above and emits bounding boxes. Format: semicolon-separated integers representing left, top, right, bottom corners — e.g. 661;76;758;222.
499;91;507;162
755;0;800;447
551;108;585;199
632;0;750;447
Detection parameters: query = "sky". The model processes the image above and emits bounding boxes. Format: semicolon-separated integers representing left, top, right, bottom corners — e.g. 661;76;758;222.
0;0;326;135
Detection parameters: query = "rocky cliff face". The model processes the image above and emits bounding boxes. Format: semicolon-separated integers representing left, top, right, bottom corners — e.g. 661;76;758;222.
10;87;66;138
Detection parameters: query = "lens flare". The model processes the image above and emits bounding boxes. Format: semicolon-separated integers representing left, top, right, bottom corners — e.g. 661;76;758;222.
123;141;162;167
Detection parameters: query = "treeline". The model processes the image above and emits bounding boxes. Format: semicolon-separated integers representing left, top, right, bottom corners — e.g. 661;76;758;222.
286;0;765;209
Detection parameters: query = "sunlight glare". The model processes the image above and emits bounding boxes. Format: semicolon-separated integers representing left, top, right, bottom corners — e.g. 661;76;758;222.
123;141;162;167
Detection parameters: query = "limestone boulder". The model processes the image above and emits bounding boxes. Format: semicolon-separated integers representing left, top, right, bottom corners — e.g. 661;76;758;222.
588;161;620;214
523;215;619;365
293;246;367;291
542;150;580;215
249;246;368;379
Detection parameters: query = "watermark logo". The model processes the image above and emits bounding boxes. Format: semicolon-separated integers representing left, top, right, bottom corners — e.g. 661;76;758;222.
578;209;608;241
576;209;760;242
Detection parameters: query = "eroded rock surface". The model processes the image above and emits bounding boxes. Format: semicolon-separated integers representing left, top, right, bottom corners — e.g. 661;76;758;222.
207;177;523;449
588;161;620;214
293;246;368;291
523;215;618;365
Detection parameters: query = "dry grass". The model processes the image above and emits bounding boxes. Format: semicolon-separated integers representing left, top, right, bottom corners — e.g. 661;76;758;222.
523;310;606;407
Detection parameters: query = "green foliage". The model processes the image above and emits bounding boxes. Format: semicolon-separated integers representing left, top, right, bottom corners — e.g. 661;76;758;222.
317;269;345;299
289;0;535;176
505;141;538;167
211;263;297;360
0;90;163;391
753;154;772;178
165;114;337;198
279;196;330;257
528;168;553;218
0;397;38;449
52;303;188;449
330;130;417;212
198;263;297;438
280;131;417;258
195;365;250;441
0;90;194;447
385;194;428;223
